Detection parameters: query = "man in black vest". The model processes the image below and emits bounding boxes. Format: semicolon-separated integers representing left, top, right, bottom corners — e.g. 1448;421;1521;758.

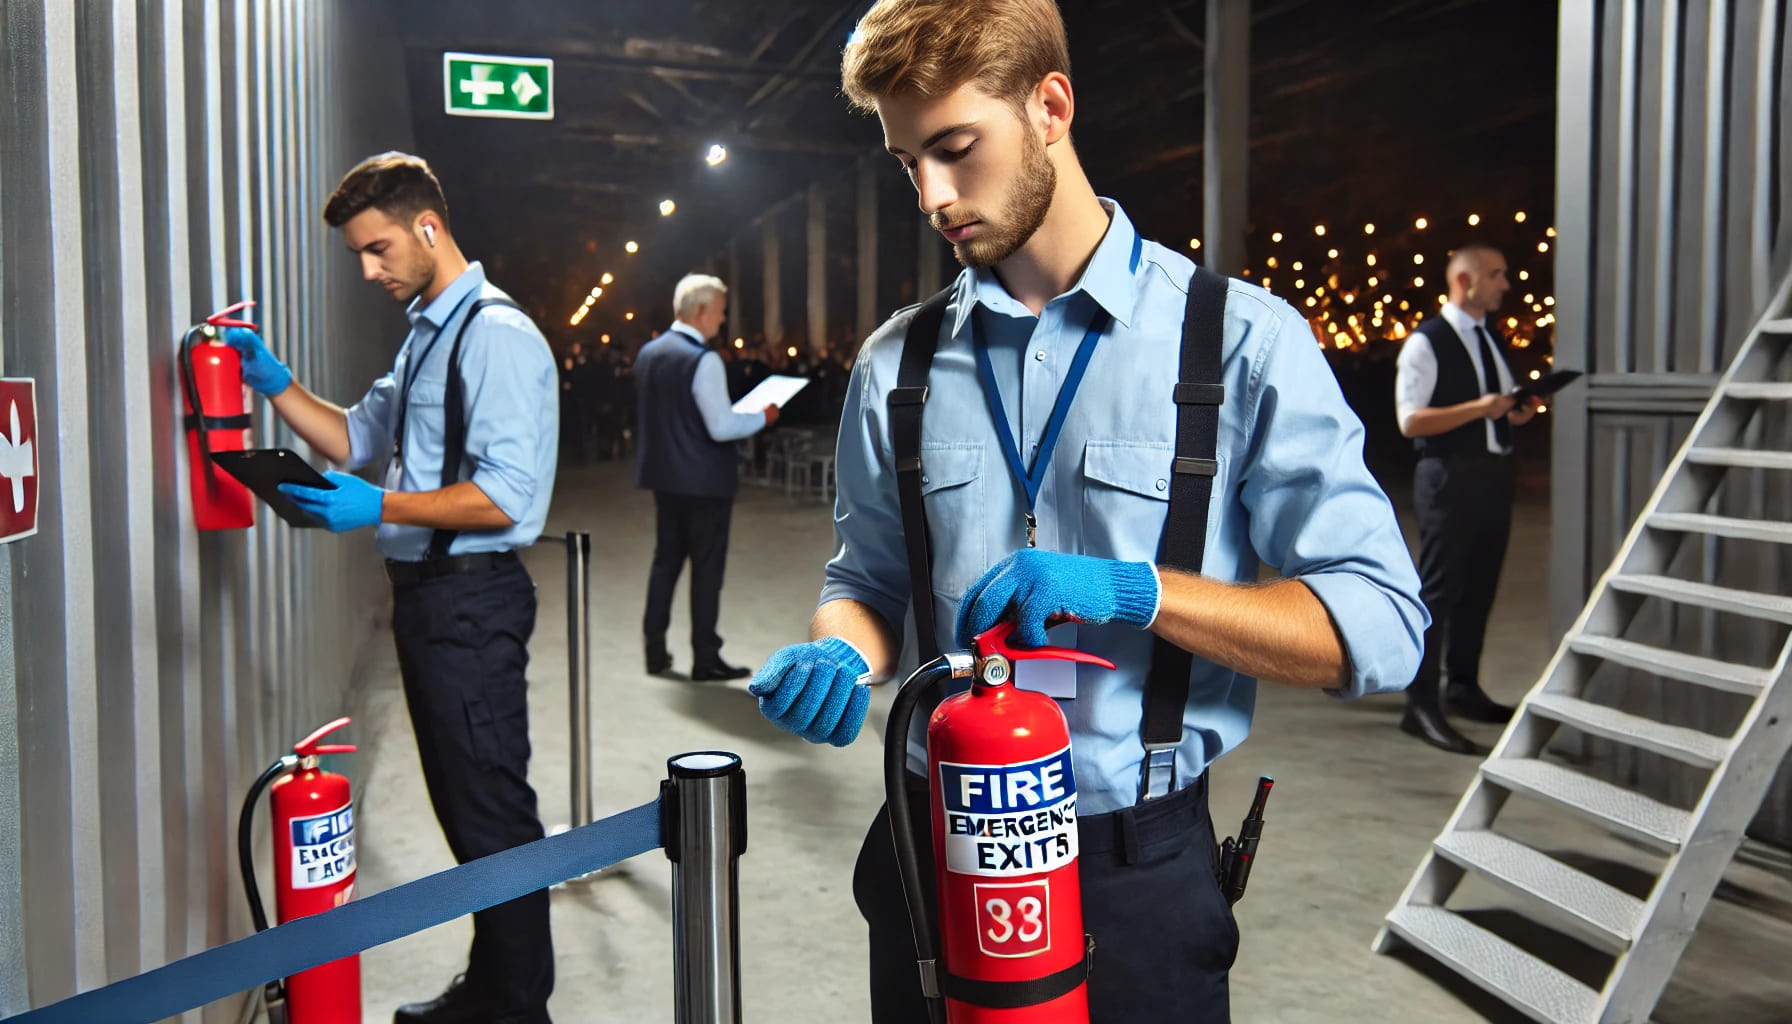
1395;243;1542;754
635;274;780;680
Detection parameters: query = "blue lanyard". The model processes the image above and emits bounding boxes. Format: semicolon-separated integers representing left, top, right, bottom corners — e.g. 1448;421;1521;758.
973;309;1109;547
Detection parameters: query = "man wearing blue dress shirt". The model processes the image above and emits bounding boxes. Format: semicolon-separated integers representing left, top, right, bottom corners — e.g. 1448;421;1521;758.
224;152;559;1024
747;2;1427;1019
635;275;780;681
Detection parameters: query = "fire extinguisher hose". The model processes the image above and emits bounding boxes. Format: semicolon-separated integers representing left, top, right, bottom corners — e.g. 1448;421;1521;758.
884;657;957;1024
238;754;298;934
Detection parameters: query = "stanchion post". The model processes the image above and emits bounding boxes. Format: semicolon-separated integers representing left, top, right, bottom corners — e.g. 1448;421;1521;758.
663;752;747;1024
566;531;594;828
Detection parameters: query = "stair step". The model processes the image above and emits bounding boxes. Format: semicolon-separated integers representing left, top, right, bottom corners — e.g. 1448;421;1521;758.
1480;759;1690;852
1527;693;1731;768
1607;573;1792;625
1724;381;1792;400
1433;830;1644;953
1685;446;1792;471
1648;511;1792;545
1569;634;1772;694
1383;904;1600;1023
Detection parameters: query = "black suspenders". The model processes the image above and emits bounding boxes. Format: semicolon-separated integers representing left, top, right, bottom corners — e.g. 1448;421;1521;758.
426;296;522;560
890;267;1230;802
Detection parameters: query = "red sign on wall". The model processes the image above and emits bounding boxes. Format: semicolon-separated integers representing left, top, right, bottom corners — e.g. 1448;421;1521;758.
0;379;39;544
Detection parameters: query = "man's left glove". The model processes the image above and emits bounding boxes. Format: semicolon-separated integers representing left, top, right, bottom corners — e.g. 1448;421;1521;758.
278;472;385;533
955;548;1161;649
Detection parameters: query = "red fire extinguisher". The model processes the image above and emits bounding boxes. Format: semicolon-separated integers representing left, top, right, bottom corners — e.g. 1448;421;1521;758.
238;717;363;1024
180;299;259;530
886;622;1114;1023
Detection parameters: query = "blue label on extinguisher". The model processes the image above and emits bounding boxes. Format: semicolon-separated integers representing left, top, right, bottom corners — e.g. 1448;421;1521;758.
290;803;356;890
937;746;1078;877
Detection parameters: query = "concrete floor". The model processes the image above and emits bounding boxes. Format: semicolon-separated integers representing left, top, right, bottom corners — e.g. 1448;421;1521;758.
343;460;1792;1023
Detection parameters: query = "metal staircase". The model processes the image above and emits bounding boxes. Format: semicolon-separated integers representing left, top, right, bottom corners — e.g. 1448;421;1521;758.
1373;276;1792;1023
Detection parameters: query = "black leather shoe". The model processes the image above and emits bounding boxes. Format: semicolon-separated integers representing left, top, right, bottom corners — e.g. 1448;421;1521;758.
1400;706;1482;755
690;659;752;682
1446;685;1515;724
394;975;491;1024
645;636;672;676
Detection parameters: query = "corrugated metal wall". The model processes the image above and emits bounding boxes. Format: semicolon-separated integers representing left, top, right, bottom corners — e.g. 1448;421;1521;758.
0;0;413;1016
1552;0;1792;846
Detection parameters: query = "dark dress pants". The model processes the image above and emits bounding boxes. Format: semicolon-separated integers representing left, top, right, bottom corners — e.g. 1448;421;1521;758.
392;556;552;1023
856;773;1238;1022
1410;451;1516;708
642;491;734;666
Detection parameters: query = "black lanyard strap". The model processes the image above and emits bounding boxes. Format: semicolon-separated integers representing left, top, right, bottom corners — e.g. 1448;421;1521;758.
394;287;481;459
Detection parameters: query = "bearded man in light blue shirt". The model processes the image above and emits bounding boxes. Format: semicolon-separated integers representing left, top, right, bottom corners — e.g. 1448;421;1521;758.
747;1;1427;1020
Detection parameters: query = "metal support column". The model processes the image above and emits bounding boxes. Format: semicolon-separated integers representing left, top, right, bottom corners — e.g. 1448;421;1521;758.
807;183;827;355
665;752;746;1024
857;159;879;343
762;217;782;346
1203;0;1250;275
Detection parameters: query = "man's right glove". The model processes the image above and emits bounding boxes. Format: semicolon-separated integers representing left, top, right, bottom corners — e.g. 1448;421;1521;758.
221;326;293;397
749;638;872;747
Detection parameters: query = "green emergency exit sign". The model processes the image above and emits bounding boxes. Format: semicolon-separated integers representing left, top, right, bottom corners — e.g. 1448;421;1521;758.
443;52;554;120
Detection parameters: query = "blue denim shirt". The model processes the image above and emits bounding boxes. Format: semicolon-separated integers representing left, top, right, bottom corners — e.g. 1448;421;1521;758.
821;202;1427;814
343;263;559;561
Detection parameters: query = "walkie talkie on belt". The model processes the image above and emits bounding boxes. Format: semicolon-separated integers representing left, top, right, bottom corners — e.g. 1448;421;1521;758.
1216;776;1274;905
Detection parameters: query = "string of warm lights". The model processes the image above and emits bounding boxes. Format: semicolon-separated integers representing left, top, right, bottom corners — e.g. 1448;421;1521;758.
1192;209;1558;359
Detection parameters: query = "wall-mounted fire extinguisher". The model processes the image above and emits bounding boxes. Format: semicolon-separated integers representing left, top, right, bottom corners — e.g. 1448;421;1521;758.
180;299;258;530
238;717;363;1024
886;622;1115;1024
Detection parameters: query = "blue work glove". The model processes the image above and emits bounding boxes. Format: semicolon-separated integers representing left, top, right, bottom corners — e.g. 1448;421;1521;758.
749;638;872;746
222;326;293;397
955;549;1161;649
277;472;385;533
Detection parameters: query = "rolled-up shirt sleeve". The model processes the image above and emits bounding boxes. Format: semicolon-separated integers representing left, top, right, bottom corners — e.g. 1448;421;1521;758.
692;351;768;441
455;315;556;523
1393;332;1437;436
1238;302;1428;698
343;373;398;470
818;329;913;637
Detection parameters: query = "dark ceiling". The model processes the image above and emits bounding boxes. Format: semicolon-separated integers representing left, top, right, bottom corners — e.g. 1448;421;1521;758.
389;0;1557;333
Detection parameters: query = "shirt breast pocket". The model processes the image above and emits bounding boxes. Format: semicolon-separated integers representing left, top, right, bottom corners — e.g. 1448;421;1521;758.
1081;441;1199;563
919;444;986;601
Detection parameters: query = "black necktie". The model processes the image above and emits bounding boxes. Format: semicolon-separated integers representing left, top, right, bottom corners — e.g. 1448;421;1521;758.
1475;325;1512;450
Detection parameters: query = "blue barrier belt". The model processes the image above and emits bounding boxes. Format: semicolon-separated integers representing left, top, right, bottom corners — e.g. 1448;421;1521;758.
5;798;663;1024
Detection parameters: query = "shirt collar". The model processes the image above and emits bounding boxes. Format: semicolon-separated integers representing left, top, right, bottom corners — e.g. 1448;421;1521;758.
669;321;707;345
407;262;486;328
951;199;1143;338
1440;301;1482;337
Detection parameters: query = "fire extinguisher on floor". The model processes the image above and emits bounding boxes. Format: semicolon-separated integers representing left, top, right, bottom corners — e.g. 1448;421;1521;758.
886;622;1113;1024
181;299;259;530
238;717;363;1024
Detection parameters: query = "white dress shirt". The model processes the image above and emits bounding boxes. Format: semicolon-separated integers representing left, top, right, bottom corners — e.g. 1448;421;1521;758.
1394;302;1515;455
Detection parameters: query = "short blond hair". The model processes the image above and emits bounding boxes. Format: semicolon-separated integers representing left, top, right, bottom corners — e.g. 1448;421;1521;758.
673;274;728;319
841;0;1071;114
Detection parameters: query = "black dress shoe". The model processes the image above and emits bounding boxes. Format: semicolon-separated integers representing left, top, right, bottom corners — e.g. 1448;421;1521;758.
690;660;752;682
1400;706;1482;755
1446;685;1515;724
394;975;491;1024
645;635;673;675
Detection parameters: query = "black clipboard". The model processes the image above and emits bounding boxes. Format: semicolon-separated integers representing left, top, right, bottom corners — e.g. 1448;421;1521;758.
1510;369;1583;401
208;448;336;528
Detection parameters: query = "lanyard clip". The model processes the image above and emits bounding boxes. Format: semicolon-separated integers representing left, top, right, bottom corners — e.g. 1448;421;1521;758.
1025;511;1038;549
1138;743;1178;802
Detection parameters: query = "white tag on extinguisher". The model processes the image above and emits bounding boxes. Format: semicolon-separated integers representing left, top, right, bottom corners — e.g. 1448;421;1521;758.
1013;623;1078;698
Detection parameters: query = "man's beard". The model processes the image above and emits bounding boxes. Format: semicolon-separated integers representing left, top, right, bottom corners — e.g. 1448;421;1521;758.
941;131;1056;270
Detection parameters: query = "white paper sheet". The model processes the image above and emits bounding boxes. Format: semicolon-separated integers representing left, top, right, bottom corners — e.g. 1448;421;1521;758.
731;374;809;414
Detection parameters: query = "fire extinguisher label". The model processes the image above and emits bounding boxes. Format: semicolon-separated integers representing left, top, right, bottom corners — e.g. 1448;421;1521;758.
290;802;357;890
938;746;1078;877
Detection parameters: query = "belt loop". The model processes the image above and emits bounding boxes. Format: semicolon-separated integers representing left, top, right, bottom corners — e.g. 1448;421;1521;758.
1116;806;1141;865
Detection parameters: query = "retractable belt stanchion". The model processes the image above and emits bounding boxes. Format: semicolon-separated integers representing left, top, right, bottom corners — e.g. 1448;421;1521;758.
663;752;747;1024
566;530;594;830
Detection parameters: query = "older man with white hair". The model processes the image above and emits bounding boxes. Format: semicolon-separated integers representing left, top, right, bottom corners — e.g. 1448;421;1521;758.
635;274;780;680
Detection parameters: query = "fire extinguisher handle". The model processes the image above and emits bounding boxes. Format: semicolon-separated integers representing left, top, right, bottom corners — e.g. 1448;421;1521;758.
292;716;355;756
972;620;1118;670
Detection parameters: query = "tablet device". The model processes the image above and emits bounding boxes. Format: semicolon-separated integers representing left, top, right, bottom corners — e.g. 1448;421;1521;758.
208;448;336;528
1510;369;1584;401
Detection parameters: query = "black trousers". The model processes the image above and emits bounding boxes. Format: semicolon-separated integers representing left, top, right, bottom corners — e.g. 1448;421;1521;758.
392;555;552;1023
855;773;1237;1022
642;492;734;666
1410;452;1516;708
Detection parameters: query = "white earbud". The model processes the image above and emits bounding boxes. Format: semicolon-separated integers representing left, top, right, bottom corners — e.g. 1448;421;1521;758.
423;224;436;247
